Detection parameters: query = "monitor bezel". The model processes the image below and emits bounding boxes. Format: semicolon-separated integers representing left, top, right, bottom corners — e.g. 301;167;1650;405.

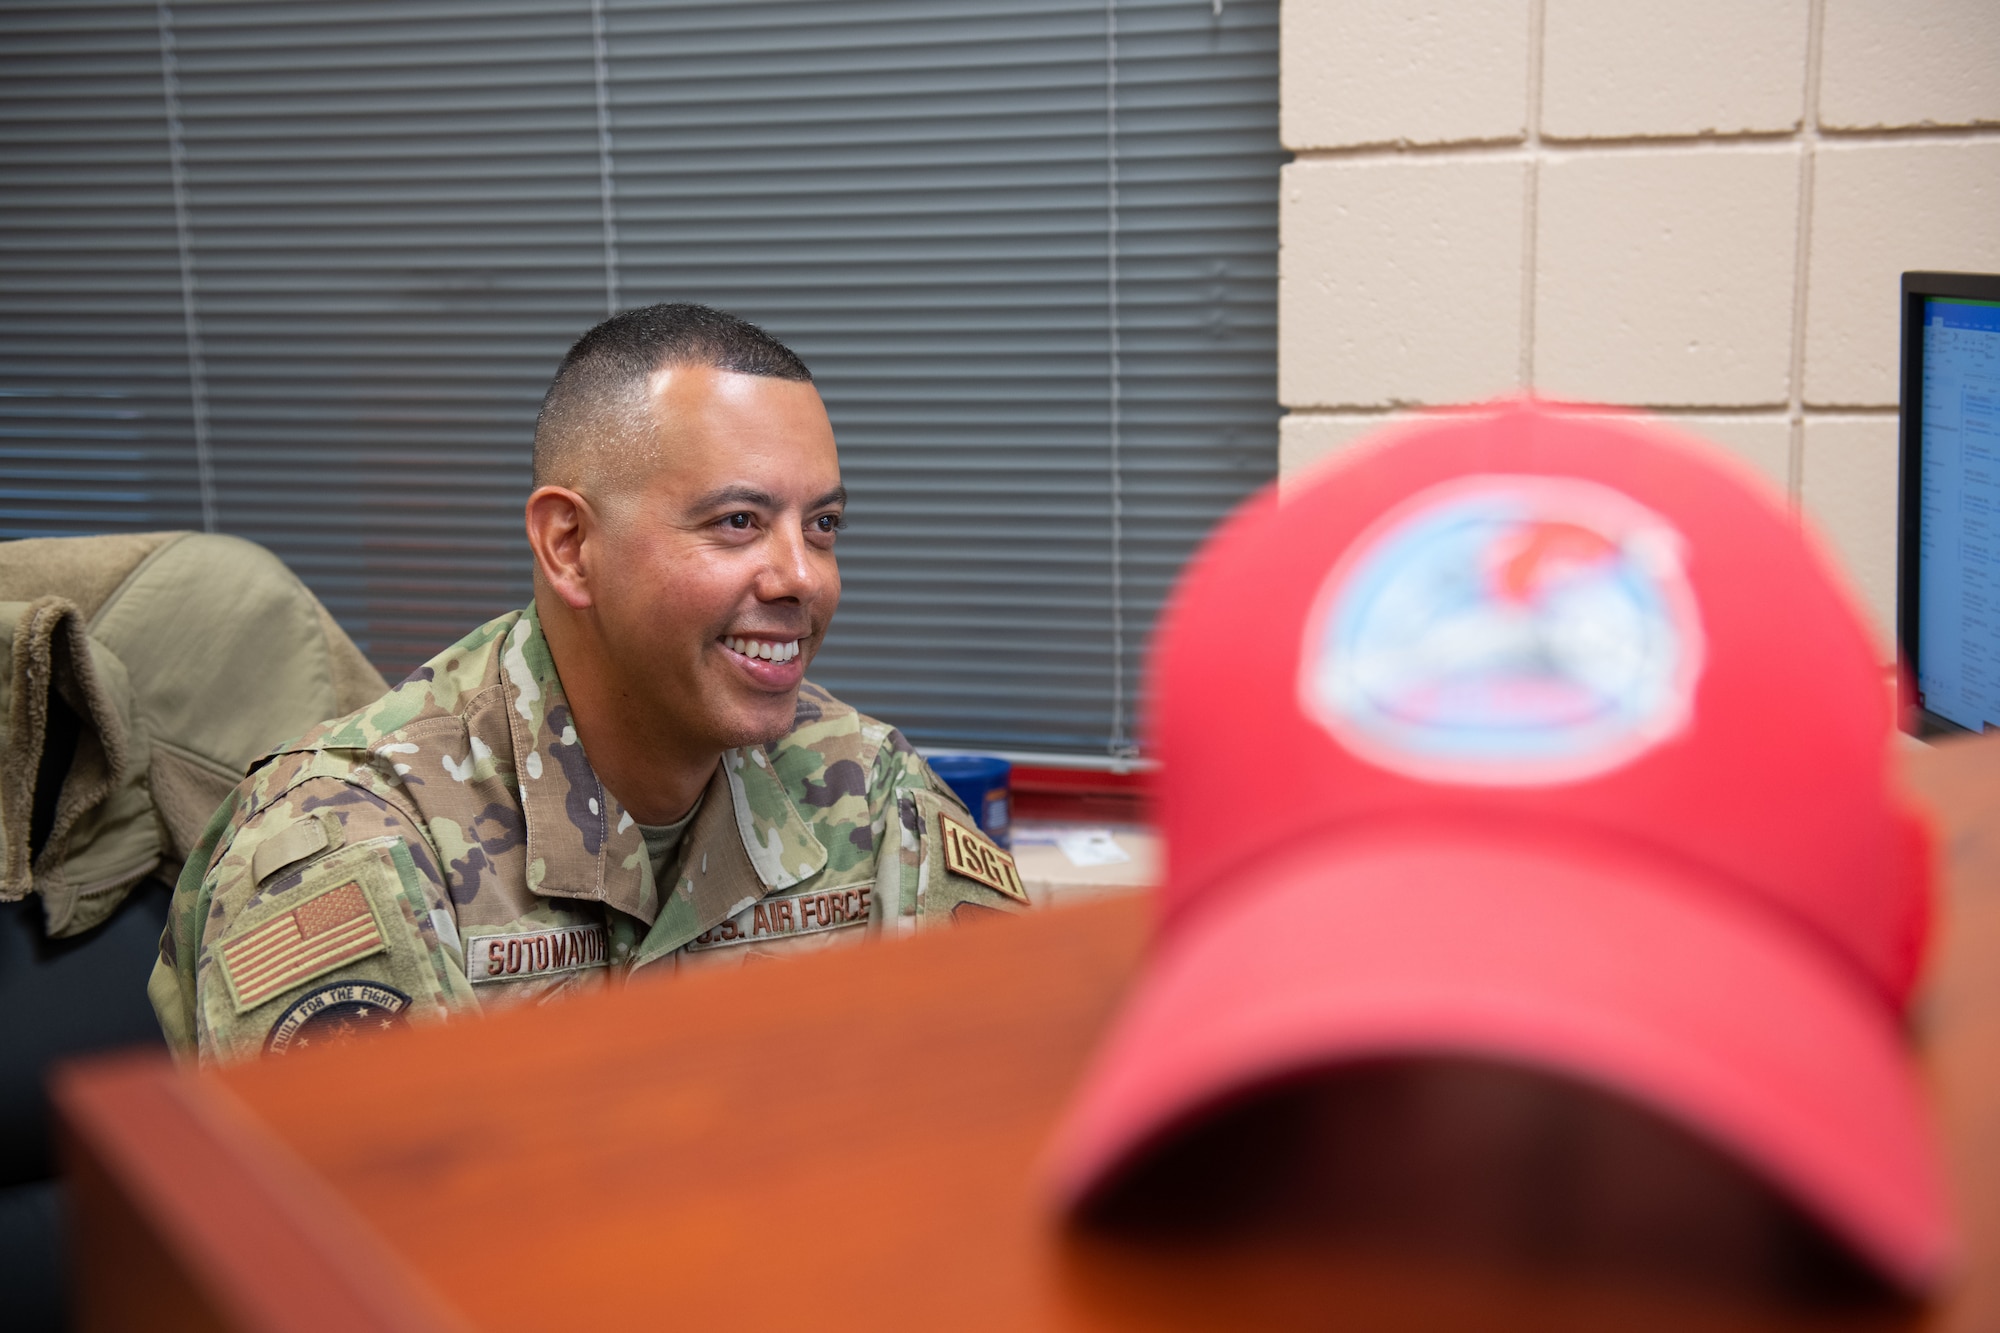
1898;270;2000;738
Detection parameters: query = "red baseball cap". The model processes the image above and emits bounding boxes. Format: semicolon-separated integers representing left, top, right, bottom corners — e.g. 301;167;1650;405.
1047;401;1950;1290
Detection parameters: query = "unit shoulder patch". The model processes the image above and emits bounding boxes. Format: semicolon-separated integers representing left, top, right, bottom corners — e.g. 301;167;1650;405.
265;981;411;1054
938;815;1029;904
219;880;388;1014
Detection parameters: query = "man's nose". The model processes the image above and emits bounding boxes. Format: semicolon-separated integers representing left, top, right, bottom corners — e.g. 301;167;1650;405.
757;521;825;603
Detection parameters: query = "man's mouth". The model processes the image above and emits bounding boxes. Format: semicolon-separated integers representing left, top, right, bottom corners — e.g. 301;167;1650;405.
722;635;802;664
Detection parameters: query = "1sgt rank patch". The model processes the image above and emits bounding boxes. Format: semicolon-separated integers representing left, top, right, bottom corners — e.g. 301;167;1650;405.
464;923;608;984
266;982;411;1055
939;816;1030;904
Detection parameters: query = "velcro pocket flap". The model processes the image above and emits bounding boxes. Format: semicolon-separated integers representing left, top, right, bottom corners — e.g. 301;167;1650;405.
249;811;339;885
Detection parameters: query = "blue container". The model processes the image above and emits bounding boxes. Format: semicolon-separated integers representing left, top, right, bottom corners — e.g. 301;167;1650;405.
926;755;1012;849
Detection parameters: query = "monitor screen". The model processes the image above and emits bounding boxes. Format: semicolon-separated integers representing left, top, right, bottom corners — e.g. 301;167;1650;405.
1902;273;2000;735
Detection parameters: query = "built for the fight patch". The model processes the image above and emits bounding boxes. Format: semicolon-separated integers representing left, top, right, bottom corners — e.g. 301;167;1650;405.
219;881;388;1014
464;923;608;984
265;981;411;1054
939;816;1030;904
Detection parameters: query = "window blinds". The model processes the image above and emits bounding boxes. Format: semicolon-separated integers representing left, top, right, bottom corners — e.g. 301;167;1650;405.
0;0;1280;760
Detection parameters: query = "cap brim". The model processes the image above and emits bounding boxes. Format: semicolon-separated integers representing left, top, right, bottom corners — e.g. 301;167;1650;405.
1046;829;1951;1290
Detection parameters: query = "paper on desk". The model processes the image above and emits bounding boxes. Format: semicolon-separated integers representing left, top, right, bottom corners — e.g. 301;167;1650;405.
1056;828;1131;868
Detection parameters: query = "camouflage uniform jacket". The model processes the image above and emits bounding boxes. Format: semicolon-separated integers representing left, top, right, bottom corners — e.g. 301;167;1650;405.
148;605;1028;1063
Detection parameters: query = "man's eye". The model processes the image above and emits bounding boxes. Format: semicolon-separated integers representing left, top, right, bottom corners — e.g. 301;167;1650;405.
724;513;752;530
814;514;845;533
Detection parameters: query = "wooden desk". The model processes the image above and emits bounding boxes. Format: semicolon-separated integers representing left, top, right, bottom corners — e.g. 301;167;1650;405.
56;735;2000;1332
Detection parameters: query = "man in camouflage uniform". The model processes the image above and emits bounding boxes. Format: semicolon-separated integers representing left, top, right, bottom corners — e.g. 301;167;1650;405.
150;304;1028;1063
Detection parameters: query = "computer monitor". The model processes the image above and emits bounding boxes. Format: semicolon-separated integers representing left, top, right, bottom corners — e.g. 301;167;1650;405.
1899;271;2000;737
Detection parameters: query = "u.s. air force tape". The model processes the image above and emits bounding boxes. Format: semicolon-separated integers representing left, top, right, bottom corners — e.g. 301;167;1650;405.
686;883;874;951
464;923;608;983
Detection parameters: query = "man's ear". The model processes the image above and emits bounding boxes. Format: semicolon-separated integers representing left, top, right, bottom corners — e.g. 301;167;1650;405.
525;485;600;610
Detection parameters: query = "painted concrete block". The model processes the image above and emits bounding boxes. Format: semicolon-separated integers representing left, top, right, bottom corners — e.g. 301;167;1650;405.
1279;412;1397;483
1804;140;2000;408
1541;409;1793;501
1282;0;1530;149
1800;414;1900;655
1280;157;1526;408
1820;0;2000;131
1672;415;1796;503
1280;409;1792;545
1541;0;1809;140
1536;146;1801;406
1275;410;1470;489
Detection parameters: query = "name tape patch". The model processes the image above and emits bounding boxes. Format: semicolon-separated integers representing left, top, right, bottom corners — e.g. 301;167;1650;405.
939;816;1029;904
266;981;411;1055
220;881;387;1013
465;923;608;983
686;884;874;952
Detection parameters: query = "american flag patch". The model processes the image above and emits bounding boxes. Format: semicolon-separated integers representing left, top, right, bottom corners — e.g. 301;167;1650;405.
220;882;387;1013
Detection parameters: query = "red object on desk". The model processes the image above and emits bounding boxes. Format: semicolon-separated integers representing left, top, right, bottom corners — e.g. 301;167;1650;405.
1009;764;1150;824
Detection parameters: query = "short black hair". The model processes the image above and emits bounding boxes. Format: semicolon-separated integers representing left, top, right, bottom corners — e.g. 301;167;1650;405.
532;303;812;490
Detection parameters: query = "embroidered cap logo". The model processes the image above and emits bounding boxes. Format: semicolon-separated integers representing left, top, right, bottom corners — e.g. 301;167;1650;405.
1300;475;1706;786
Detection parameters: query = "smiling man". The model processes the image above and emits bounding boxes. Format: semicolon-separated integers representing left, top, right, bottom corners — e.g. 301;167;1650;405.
150;304;1028;1063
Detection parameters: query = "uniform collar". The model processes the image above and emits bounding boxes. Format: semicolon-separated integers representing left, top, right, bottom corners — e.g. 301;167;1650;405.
498;605;827;931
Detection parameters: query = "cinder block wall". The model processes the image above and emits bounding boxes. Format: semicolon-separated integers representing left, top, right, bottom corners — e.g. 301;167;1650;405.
1277;0;2000;649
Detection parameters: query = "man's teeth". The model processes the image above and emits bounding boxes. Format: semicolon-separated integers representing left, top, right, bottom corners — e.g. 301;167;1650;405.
725;636;800;663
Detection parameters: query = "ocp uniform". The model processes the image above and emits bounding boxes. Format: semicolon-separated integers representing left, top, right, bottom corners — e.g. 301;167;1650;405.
149;605;1030;1063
